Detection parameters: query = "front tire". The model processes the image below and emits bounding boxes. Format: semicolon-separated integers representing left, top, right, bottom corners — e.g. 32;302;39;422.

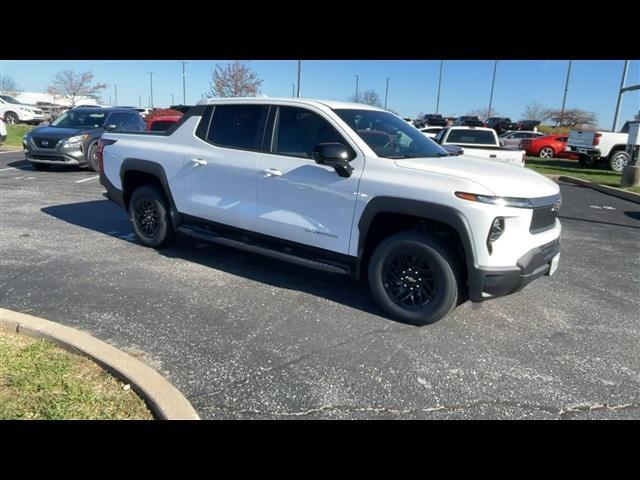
368;231;459;326
4;112;19;124
538;147;554;159
128;185;176;248
608;151;629;173
86;142;99;171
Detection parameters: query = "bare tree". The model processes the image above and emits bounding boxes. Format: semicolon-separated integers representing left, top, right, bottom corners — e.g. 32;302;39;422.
0;75;20;96
47;70;107;107
349;89;382;107
209;61;263;97
522;101;551;122
546;108;597;128
466;108;498;121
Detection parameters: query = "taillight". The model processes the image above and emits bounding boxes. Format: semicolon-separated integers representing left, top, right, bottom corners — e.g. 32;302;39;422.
593;133;601;146
97;138;117;173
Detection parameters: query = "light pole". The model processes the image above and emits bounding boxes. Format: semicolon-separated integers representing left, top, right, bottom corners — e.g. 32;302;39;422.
559;60;573;127
138;95;141;108
384;77;390;109
181;61;187;105
296;60;301;98
436;60;444;114
487;60;498;121
354;75;359;103
612;60;630;132
114;84;118;105
148;72;156;108
172;94;175;106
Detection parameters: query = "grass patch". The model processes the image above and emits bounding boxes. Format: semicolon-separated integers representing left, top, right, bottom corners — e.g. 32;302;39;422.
525;157;631;189
2;124;34;149
0;326;153;420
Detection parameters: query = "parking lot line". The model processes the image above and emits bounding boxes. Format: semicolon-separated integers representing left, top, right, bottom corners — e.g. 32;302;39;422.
75;176;100;184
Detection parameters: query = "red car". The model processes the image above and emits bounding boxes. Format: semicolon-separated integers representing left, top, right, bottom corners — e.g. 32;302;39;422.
146;115;182;132
520;134;578;160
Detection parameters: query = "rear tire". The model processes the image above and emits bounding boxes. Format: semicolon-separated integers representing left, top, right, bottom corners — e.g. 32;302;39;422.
367;231;459;326
128;185;176;248
538;147;554;159
608;150;629;173
31;162;50;170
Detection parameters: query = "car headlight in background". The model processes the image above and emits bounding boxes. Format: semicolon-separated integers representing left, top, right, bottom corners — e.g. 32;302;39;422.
63;134;90;148
455;192;532;209
67;134;89;143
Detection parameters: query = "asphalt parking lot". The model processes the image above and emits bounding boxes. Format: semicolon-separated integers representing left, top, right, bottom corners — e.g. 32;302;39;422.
1;149;639;419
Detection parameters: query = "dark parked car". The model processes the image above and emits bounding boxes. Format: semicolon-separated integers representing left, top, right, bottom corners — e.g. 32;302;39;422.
415;113;447;128
420;113;447;127
22;107;146;171
517;120;541;131
485;116;519;135
453;116;484;127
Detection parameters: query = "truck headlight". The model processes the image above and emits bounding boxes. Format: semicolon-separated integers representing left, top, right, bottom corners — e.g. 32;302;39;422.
486;217;505;254
455;192;532;209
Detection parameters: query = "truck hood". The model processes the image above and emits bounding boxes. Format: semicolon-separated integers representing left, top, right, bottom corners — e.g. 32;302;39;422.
395;155;559;198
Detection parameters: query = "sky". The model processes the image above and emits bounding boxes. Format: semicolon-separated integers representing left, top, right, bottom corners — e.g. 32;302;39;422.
1;60;638;129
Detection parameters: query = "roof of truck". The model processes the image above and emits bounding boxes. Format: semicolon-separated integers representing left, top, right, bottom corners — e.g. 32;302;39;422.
197;97;384;111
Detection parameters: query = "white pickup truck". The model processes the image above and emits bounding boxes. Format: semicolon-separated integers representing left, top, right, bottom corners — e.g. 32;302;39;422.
98;98;561;326
567;121;634;172
433;126;526;167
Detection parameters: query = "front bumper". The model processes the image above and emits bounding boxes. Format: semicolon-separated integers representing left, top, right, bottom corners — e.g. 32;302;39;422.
19;113;45;123
23;138;87;165
468;238;560;302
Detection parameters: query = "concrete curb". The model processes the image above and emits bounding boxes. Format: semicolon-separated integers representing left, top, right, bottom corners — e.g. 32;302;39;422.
0;307;200;420
556;175;640;205
0;147;23;153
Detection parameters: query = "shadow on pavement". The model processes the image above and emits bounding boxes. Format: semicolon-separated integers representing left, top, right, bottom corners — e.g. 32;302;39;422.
41;199;386;320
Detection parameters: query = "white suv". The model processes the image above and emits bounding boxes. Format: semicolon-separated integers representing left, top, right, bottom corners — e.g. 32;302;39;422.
99;98;561;325
0;95;45;125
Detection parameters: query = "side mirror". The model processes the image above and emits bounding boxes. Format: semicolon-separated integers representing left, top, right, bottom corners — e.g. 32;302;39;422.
104;124;119;132
312;143;354;178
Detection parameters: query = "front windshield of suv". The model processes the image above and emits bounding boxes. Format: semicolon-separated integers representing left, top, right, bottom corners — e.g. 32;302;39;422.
333;109;448;159
0;95;22;104
50;110;107;129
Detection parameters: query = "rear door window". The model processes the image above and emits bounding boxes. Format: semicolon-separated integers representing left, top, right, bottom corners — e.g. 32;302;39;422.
207;104;269;150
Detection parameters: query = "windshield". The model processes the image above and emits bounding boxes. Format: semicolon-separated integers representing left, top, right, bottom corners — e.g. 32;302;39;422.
0;95;22;104
333;109;448;159
50;110;107;129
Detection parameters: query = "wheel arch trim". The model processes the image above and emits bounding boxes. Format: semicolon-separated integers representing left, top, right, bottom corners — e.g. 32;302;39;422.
120;158;181;228
357;196;478;277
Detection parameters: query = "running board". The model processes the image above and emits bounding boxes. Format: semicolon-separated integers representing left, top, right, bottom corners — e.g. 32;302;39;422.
177;225;351;275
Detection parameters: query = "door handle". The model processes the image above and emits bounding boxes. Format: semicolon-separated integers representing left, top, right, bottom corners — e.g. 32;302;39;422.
190;158;207;166
261;168;282;177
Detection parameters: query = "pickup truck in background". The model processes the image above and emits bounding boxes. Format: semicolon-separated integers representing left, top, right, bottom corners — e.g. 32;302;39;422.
417;113;447;128
485;117;520;135
453;116;484;127
433;126;526;166
566;121;633;172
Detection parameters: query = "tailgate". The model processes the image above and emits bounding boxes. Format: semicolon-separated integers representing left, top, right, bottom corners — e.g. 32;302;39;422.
568;130;595;147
